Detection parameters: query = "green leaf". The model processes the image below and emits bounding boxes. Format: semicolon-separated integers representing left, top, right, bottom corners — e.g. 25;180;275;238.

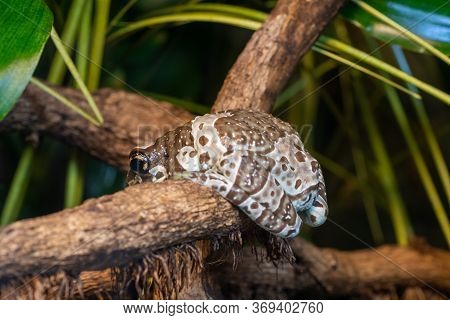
341;0;450;54
0;0;53;119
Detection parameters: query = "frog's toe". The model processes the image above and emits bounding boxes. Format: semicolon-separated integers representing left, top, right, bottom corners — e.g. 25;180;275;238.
299;196;328;227
277;213;303;238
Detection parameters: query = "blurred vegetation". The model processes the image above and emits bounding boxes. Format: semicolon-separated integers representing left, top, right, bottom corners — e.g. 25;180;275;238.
0;0;449;250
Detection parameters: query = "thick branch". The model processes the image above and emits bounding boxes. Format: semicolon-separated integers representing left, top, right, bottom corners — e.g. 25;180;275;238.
0;84;193;171
218;239;450;299
3;239;449;299
212;0;346;113
0;181;249;279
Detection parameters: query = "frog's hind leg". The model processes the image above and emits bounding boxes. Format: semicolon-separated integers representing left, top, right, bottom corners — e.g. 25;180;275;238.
240;185;302;238
228;154;302;238
184;153;302;238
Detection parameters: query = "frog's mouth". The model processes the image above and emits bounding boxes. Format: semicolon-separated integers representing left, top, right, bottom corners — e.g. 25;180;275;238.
126;166;168;186
126;170;144;186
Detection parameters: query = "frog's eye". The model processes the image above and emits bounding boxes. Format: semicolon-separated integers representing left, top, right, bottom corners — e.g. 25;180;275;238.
129;151;150;175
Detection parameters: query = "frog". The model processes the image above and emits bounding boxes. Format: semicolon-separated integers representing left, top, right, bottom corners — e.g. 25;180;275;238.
127;109;328;238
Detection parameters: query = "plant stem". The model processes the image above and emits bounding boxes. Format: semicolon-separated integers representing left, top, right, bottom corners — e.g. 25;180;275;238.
319;36;450;105
107;0;138;32
50;27;103;124
147;3;267;22
1;144;35;225
75;0;92;84
64;149;86;208
64;0;94;209
383;80;450;246
48;0;87;84
392;45;450;206
364;42;450;246
31;78;100;125
354;78;412;245
108;8;448;105
87;0;111;91
314;46;420;100
108;12;262;41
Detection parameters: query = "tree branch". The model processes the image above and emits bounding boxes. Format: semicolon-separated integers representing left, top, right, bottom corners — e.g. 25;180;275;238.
212;0;346;113
0;84;193;171
2;239;449;299
217;238;450;299
0;181;249;279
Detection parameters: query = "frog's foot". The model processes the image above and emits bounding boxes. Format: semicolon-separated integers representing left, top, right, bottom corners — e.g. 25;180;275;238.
298;184;328;227
239;189;302;238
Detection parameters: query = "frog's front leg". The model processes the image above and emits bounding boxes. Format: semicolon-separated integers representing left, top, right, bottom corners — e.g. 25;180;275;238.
181;153;303;238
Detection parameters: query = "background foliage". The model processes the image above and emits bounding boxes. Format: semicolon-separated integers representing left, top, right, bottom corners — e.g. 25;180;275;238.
0;0;449;249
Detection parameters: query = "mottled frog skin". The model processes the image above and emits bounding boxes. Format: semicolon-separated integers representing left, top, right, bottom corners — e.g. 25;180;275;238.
127;110;328;238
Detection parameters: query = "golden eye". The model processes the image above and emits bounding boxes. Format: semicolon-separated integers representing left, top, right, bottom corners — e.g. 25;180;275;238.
130;155;149;174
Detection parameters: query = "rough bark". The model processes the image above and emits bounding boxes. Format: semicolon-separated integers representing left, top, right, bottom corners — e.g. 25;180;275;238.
0;84;193;171
0;181;249;280
218;239;450;299
212;0;347;113
2;238;448;299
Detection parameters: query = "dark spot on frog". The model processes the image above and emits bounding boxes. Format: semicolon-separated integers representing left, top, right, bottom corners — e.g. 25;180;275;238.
155;171;165;180
295;151;306;163
199;135;209;146
199;152;211;163
314;201;324;208
311;160;319;172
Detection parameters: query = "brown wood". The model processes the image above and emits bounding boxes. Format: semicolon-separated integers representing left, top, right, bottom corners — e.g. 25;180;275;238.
0;181;248;279
212;0;346;113
3;238;448;299
218;238;450;299
0;84;193;171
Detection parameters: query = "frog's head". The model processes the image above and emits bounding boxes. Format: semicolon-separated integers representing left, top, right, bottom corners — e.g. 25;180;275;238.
127;147;168;185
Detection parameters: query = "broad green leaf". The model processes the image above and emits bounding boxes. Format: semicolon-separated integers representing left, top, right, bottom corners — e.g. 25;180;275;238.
0;0;53;119
341;0;450;54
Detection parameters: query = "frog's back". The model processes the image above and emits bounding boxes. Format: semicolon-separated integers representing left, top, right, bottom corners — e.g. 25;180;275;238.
213;110;298;154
